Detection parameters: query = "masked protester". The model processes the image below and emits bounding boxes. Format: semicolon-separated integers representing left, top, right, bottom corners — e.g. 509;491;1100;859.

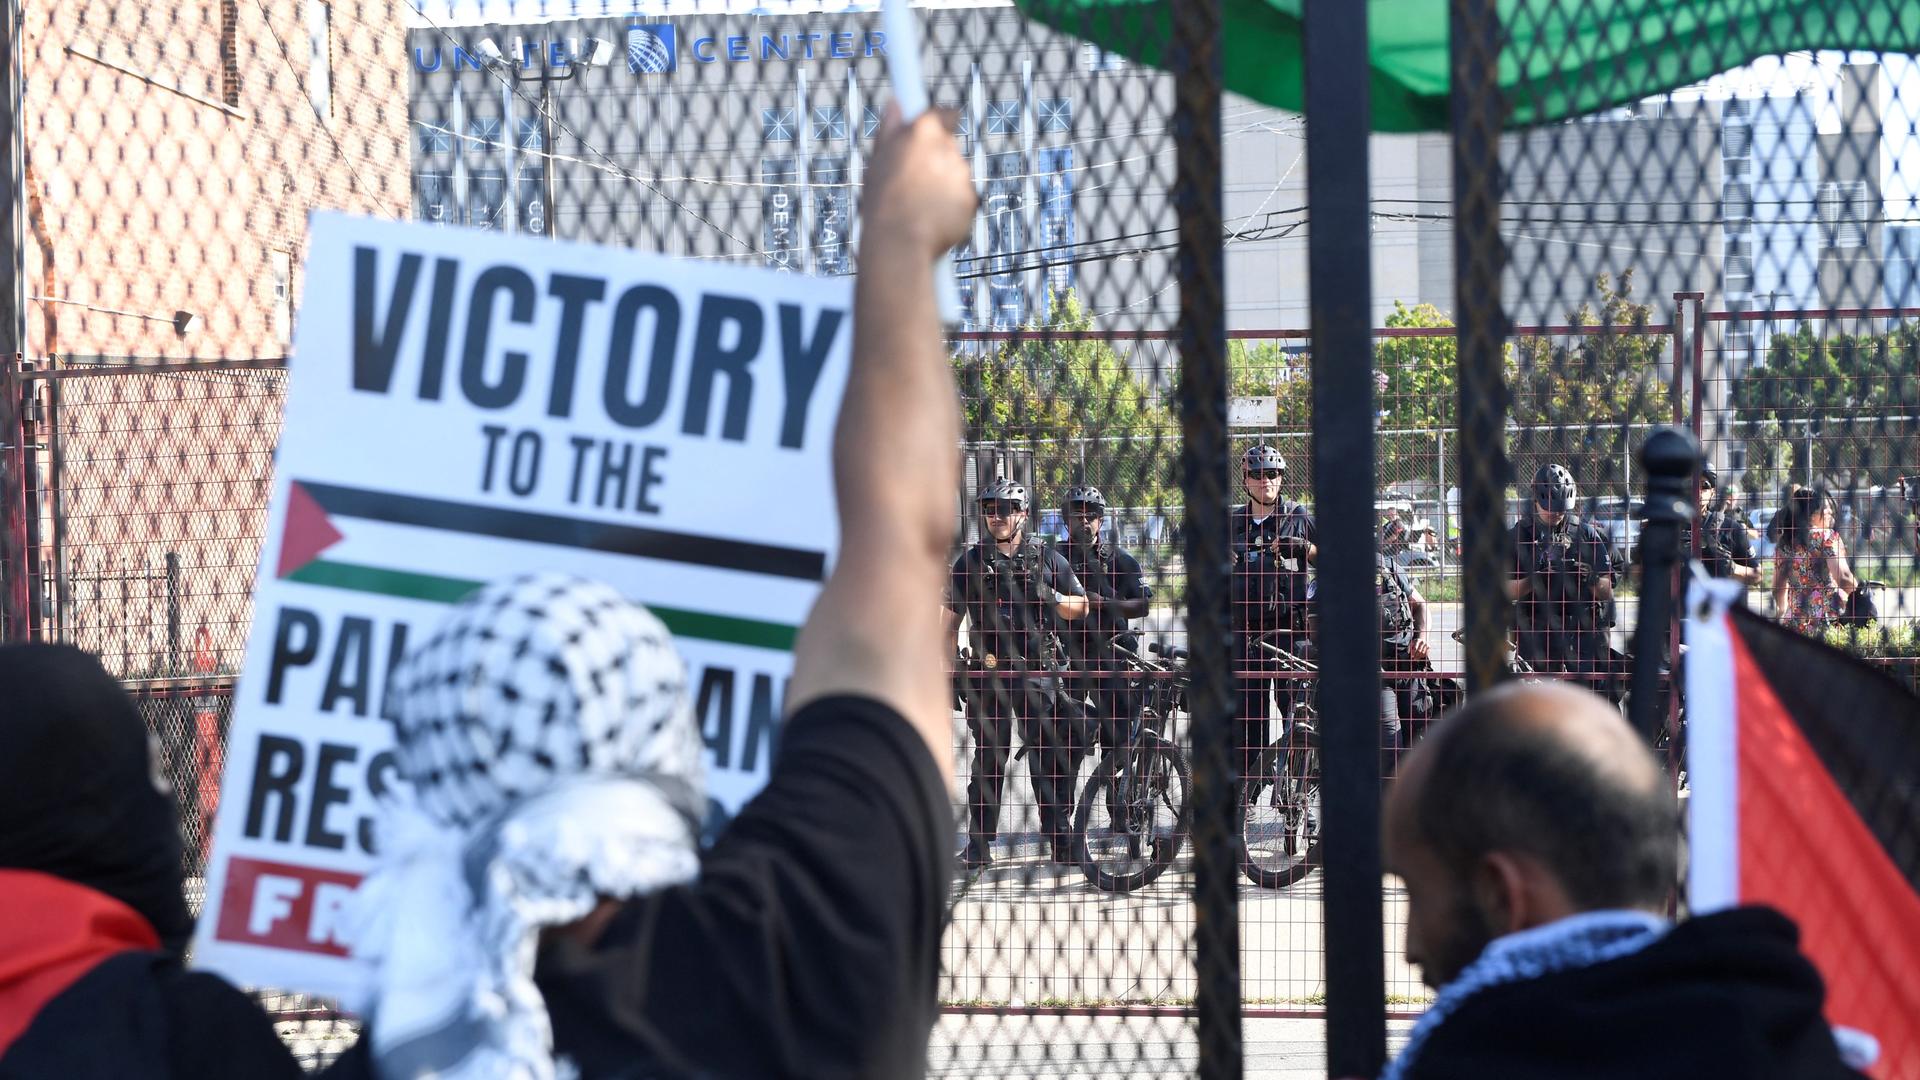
331;101;972;1080
0;644;302;1079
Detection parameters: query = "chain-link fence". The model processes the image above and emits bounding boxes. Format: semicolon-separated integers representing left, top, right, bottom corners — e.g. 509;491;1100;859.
6;0;1920;1075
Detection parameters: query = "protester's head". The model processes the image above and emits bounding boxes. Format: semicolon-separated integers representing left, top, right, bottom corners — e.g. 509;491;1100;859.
386;573;703;833
0;644;193;952
978;477;1029;543
355;574;704;1077
1064;484;1106;546
1531;463;1577;524
1242;444;1285;506
1383;681;1677;988
1780;486;1835;551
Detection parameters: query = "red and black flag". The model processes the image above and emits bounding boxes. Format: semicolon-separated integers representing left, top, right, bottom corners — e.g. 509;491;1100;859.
1687;581;1920;1078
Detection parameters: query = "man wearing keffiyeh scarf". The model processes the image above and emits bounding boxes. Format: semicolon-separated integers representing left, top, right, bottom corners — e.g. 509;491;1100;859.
331;102;973;1080
1380;681;1866;1079
346;574;705;1080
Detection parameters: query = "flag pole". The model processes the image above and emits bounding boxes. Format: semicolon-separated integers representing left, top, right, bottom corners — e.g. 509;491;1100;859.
1630;427;1701;744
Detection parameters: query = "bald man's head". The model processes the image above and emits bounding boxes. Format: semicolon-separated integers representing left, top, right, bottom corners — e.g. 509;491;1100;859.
1385;682;1679;986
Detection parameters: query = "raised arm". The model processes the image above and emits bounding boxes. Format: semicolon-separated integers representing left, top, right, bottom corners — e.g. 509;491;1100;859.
784;106;976;787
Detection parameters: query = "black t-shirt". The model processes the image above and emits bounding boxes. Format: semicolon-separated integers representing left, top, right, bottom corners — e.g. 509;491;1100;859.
946;541;1084;665
1511;513;1615;636
1056;539;1151;659
1230;501;1316;633
325;696;949;1080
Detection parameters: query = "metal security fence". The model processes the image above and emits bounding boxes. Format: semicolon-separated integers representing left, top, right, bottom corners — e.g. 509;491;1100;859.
3;0;1919;1075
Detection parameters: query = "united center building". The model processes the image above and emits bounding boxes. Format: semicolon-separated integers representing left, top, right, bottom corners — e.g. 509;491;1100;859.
407;6;1893;337
405;5;1166;331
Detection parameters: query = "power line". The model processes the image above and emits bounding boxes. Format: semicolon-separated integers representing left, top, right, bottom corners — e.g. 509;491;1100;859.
408;6;760;255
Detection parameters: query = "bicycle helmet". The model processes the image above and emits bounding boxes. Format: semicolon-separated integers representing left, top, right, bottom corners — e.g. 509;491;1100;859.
1064;485;1107;513
977;476;1030;511
1532;463;1577;512
1243;444;1286;473
1700;462;1718;490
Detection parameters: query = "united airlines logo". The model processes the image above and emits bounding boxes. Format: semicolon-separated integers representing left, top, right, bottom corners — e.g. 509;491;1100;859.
627;24;675;73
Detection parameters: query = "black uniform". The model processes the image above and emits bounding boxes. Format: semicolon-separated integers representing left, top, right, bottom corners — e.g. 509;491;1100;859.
1229;500;1317;762
1057;536;1153;756
948;540;1086;857
1376;552;1422;765
1511;512;1619;698
1716;510;1758;578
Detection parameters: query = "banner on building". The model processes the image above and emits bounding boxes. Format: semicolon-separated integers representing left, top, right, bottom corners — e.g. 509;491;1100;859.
192;213;853;999
1685;578;1920;1076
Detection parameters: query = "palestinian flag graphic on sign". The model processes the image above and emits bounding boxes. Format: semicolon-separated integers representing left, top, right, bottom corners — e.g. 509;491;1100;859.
1687;579;1920;1078
272;478;815;651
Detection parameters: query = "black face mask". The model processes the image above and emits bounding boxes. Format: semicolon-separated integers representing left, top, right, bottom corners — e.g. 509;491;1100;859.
0;644;193;952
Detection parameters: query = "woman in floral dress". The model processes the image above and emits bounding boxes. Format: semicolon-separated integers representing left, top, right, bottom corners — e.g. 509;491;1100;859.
1771;487;1858;636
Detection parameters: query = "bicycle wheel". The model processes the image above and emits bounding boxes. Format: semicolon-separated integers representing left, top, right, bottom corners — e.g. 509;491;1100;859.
1240;727;1322;889
1073;732;1191;893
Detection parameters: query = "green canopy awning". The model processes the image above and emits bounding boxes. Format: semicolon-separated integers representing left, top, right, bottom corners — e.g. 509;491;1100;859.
1014;0;1920;132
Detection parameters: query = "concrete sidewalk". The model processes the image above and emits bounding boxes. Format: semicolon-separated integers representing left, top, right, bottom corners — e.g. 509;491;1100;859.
930;1015;1418;1078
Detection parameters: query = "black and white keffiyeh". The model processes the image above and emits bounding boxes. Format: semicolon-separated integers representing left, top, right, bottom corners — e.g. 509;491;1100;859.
346;573;704;1080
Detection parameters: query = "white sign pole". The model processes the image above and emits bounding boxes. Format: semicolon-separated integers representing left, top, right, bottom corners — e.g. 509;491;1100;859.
883;0;964;324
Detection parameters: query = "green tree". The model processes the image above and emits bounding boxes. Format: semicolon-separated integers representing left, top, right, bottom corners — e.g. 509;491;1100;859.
1510;270;1670;503
1730;321;1920;493
951;291;1176;510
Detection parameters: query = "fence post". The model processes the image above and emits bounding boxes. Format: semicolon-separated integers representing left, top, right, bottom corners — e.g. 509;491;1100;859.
0;0;24;644
1170;0;1239;1076
166;551;183;676
1436;428;1448;570
1630;428;1699;744
1304;0;1386;1074
1450;0;1511;695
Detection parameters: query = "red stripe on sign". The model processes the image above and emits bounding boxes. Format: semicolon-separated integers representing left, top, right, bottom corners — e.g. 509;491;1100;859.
213;856;364;957
1729;629;1920;1077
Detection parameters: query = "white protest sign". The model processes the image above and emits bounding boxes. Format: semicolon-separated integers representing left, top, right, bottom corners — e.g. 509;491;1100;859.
193;213;852;999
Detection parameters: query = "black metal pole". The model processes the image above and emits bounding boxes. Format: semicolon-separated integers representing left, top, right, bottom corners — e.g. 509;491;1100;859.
1629;427;1699;744
165;550;182;676
1450;0;1511;694
1171;1;1239;1076
0;0;25;644
1303;2;1386;1076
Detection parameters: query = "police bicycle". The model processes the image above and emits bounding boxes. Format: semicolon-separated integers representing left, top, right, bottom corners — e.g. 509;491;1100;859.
1240;634;1323;890
1070;640;1192;893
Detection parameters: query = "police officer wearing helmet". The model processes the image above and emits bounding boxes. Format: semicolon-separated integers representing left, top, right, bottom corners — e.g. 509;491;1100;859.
1230;444;1318;777
1509;464;1619;699
945;477;1089;870
1056;485;1153;816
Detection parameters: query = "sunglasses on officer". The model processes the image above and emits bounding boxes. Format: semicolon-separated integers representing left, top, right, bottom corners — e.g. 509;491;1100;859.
981;500;1022;518
1067;502;1103;518
1245;468;1283;481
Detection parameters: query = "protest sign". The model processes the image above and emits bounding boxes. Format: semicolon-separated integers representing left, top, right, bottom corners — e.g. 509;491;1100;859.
192;214;852;999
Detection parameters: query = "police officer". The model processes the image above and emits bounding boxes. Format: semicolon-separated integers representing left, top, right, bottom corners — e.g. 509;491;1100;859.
1509;464;1619;699
1230;444;1317;781
1376;548;1429;771
1056;485;1153;824
946;478;1089;870
1694;466;1760;587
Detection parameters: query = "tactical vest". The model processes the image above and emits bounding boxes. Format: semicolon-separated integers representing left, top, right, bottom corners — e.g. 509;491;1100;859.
1377;557;1414;645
